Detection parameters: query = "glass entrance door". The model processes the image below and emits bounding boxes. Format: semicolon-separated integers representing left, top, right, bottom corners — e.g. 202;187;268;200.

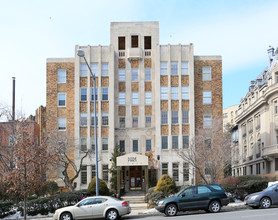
129;166;142;189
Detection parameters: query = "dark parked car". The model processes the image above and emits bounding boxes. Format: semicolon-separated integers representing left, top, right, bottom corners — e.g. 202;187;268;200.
155;184;229;216
244;184;278;209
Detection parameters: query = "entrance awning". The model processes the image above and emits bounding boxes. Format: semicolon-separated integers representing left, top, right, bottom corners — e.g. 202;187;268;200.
117;153;148;166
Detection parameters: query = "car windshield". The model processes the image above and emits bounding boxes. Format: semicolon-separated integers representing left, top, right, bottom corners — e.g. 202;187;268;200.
264;184;278;192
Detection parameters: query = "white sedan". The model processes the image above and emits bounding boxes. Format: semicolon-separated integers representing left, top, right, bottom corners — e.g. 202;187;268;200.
53;196;131;220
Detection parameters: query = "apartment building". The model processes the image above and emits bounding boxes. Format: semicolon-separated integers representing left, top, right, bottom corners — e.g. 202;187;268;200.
46;22;222;191
223;105;239;129
232;46;278;177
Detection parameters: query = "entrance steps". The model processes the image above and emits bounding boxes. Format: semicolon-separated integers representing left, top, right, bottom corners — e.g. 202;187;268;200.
122;191;147;210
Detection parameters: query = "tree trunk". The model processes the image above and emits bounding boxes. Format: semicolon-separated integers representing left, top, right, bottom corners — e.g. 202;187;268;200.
24;194;27;220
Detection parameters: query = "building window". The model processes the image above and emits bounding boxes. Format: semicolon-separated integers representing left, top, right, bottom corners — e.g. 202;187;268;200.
132;92;138;105
58;93;66;107
145;92;152;104
81;88;87;101
172;111;178;124
205;162;213;175
171;62;178;75
58;69;66;83
91;165;96;178
162;136;168;149
203;114;212;128
161;111;168;124
102;112;109;126
205;139;212;149
203;91;212;104
132;68;138;81
202;66;211;81
162;163;168;175
90;63;98;76
119;92;125;105
146;116;151;128
256;163;261;174
118;36;125;50
103;165;109;182
119;140;125;152
182;86;189;99
182;111;189;124
81;166;87;184
119;69;125;81
183;163;189;181
146;139;151;151
101;63;108;76
80;64;87;77
58;117;66;130
91;137;95;152
223;113;228;118
133;140;138;152
160;62;167;75
172;163;179;181
275;158;278;171
80;138;87;151
172;136;178;149
102;88;108;101
250;165;253;175
102;138;108;151
80;113;87;126
119;117;125;128
131;35;138;48
145;68;151;81
91;112;98;126
183;136;189;148
91;88;98;101
144;36;151;49
275;100;278;114
132;116;138;128
171;87;178;99
161;86;168;100
181;62;188;75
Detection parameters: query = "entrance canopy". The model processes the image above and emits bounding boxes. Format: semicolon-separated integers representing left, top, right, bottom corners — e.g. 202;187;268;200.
117;153;148;166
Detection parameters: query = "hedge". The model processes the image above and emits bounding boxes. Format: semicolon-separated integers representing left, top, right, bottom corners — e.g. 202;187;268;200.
155;174;176;196
0;201;16;218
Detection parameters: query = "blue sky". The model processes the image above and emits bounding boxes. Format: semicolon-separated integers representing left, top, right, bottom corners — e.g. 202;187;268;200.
0;0;278;116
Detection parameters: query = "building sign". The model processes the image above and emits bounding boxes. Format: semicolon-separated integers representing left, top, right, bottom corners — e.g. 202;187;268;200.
117;153;148;166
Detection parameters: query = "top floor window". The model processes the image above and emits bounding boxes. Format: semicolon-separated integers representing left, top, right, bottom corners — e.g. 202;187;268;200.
101;63;108;76
160;62;167;75
90;63;98;76
144;36;151;49
58;69;66;83
80;64;87;77
202;66;211;81
131;35;138;48
118;36;125;50
171;62;178;75
181;62;188;75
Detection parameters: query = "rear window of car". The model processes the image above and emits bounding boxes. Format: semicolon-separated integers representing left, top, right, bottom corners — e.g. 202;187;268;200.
95;198;107;204
210;185;224;191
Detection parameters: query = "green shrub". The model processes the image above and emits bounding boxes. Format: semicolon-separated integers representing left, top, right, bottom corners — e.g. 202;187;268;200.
149;191;165;205
155;174;176;196
238;175;263;183
221;183;237;194
0;201;16;218
236;179;268;200
87;177;109;196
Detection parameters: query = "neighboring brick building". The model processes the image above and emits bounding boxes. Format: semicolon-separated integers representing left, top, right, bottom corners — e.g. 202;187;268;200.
46;22;222;191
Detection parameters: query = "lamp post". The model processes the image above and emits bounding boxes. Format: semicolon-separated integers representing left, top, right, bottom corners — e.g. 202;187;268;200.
77;49;99;196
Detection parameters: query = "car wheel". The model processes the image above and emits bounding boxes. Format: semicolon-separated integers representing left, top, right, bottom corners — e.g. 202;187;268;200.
106;209;119;220
60;212;73;220
209;200;221;213
260;197;271;209
165;204;178;216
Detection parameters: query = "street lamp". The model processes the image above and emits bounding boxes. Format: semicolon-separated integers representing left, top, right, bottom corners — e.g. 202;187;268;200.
77;48;99;196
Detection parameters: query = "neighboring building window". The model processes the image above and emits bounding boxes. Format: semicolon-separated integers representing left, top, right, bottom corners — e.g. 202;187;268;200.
132;92;138;105
118;36;125;50
91;88;98;101
145;92;151;104
144;36;151;49
58;117;66;130
132;68;138;81
231;111;234;116
162;163;168;175
146;116;151;128
223;113;228;118
182;111;189;124
80;64;87;77
90;63;98;76
162;136;168;149
145;68;151;81
102;112;109;126
132;116;138;128
119;117;125;128
58;69;66;83
102;165;109;182
203;91;212;104
172;163;179;181
203;114;212;128
81;166;87;184
181;62;188;75
133;140;138;152
102;88;108;101
80;113;87;126
91;112;98;126
256;163;261;175
172;111;178;124
275;100;278;114
101;63;108;76
202;66;211;81
205;162;212;175
171;87;178;99
183;163;189;181
91;165;96;178
160;62;167;75
171;62;178;75
58;93;66;107
183;136;189;148
102;138;108;151
275;158;278;171
131;35;138;48
161;111;168;124
146;139;151;151
91;137;95;152
80;138;87;151
172;136;178;149
161;86;168;100
119;69;125;81
205;139;212;149
81;88;87;101
182;86;189;99
119;92;125;105
119;140;125;152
